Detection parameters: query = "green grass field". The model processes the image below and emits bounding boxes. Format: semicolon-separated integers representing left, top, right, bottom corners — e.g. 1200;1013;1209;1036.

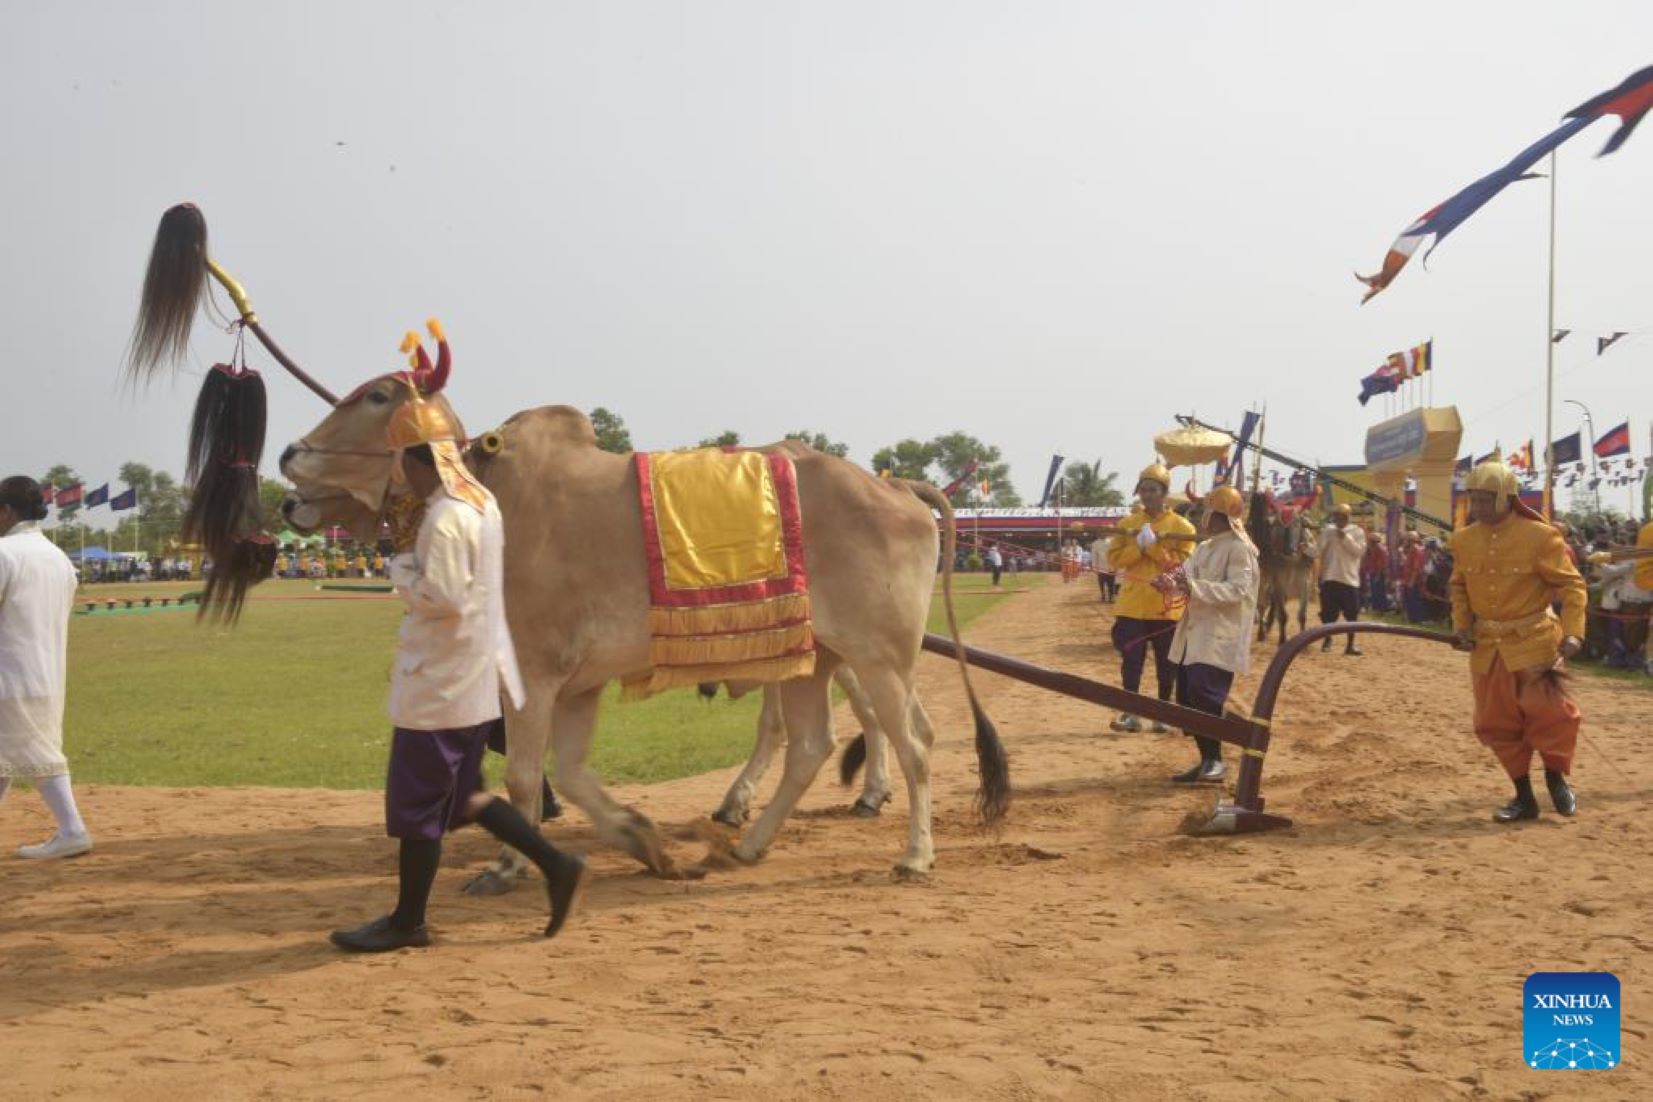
58;572;1040;790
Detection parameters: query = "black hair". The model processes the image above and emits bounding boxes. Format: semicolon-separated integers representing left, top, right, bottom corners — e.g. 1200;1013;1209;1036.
0;476;48;521
405;443;436;468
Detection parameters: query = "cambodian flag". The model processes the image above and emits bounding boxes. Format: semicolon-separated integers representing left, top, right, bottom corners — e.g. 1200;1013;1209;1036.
1359;66;1653;303
1594;421;1631;458
54;484;83;508
1358;117;1590;303
1357;359;1406;405
1566;65;1653;155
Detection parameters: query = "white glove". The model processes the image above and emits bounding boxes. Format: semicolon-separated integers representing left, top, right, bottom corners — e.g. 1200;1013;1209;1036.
1136;525;1158;551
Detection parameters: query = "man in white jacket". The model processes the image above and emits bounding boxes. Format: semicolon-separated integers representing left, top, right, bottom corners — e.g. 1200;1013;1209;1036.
1314;503;1368;655
330;389;587;952
1159;486;1259;784
0;476;92;859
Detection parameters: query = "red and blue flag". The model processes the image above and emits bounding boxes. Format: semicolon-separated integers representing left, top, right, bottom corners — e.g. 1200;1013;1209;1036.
1360;66;1653;303
1566;65;1653;155
1594;421;1631;458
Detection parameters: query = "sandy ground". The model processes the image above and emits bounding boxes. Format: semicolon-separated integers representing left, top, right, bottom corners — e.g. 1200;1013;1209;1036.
4;577;1651;1100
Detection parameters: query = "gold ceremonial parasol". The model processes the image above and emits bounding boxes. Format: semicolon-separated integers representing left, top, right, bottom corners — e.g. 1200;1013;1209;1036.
1153;425;1233;467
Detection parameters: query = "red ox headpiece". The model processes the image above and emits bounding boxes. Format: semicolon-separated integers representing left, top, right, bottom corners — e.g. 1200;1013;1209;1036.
342;317;452;405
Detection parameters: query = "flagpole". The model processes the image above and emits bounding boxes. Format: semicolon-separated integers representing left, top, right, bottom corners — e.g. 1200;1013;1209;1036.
1543;149;1558;521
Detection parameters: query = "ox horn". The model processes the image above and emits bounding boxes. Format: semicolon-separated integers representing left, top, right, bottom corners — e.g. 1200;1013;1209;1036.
426;317;450;393
399;330;433;378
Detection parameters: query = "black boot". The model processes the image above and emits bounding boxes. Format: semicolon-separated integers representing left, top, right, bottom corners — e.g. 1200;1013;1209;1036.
330;839;441;952
1344;640;1363;656
475;797;589;938
1545;769;1577;816
1171;758;1226;784
541;780;564;821
1493;776;1540;823
1321;637;1334;652
1172;737;1226;784
330;914;433;952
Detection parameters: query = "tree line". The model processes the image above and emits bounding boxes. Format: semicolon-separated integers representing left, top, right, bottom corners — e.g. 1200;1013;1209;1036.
593;408;1123;510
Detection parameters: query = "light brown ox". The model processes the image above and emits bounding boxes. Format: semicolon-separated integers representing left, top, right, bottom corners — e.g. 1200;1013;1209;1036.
278;382;1008;886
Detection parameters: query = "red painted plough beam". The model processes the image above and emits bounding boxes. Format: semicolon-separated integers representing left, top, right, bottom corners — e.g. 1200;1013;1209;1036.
922;621;1457;834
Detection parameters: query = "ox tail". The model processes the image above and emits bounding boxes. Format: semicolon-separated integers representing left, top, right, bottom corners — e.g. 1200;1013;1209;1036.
839;731;867;787
899;479;1011;824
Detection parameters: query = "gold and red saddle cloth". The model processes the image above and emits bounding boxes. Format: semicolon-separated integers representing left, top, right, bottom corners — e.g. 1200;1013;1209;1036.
623;448;815;697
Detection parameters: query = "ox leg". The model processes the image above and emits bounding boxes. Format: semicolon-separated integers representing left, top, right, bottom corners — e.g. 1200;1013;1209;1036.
713;686;786;826
845;663;933;878
888;683;936;878
837;667;892;817
734;664;838;864
465;689;557;896
550;687;677;877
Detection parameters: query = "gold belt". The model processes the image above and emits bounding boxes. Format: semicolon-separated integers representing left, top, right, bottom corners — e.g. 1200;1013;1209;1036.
1473;609;1556;641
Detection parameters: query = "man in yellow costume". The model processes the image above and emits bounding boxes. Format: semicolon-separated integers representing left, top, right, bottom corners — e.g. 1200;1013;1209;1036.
1105;463;1197;733
1449;455;1588;823
1637;514;1653;600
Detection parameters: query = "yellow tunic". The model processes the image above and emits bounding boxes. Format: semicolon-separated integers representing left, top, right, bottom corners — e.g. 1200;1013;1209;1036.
1636;520;1653;592
1106;509;1197;621
1448;514;1587;674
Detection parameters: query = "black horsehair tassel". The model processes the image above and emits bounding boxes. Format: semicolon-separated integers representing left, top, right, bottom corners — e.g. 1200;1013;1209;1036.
181;363;274;621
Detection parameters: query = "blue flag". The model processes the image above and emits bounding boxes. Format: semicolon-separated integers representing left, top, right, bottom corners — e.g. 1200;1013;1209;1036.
111;487;138;512
84;484;110;508
1231;410;1261;487
1037;454;1065;508
1550;431;1582;466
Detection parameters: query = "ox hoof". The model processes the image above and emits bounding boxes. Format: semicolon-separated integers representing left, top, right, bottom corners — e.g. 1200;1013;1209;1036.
616;809;676;878
891;863;932;884
851;794;890;819
462;868;517;896
710;806;748;828
700;840;762;871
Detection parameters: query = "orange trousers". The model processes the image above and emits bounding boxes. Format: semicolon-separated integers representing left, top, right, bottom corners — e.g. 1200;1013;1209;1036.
1471;654;1581;779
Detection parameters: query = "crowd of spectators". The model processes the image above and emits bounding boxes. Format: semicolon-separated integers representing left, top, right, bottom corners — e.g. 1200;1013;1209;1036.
1357;517;1651;676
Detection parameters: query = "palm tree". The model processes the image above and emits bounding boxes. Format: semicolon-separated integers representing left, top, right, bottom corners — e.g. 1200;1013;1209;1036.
1061;461;1123;507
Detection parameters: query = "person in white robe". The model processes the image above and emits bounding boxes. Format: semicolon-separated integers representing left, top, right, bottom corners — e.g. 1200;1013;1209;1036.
0;476;92;859
1160;486;1259;785
328;339;587;953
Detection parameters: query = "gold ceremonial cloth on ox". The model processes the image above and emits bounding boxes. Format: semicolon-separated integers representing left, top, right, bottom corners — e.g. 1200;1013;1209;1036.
625;448;815;697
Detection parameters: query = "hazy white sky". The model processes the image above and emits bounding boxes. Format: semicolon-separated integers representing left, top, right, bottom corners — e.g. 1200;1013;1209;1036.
3;1;1648;503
